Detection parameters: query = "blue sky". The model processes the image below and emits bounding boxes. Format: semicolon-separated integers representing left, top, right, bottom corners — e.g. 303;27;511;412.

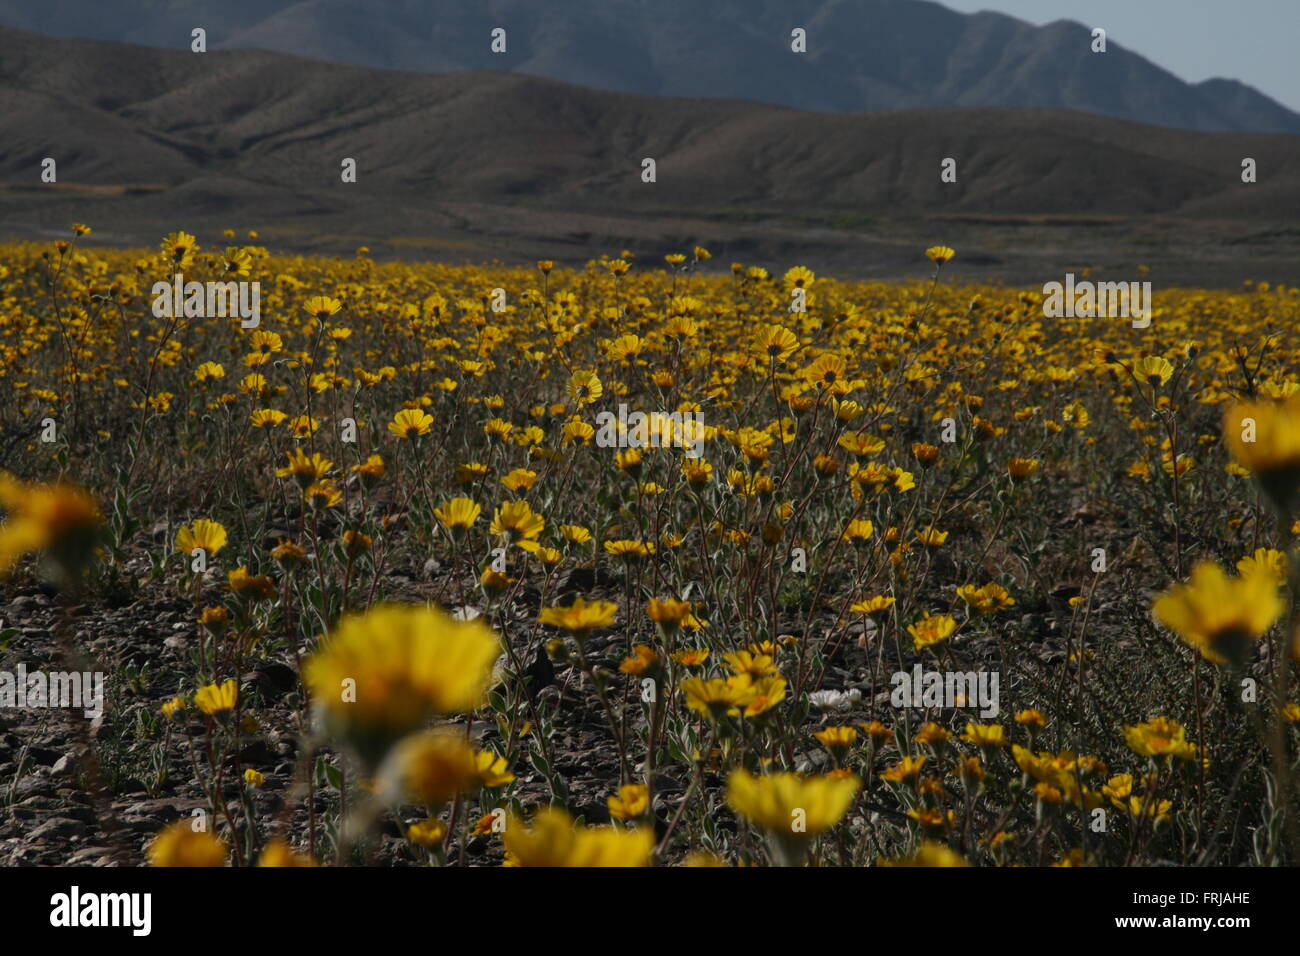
936;0;1300;111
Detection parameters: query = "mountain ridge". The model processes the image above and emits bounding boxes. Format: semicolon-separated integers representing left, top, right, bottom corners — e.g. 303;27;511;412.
1;25;1296;286
0;0;1297;133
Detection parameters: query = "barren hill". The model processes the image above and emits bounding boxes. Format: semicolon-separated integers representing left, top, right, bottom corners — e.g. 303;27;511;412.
1;26;1296;284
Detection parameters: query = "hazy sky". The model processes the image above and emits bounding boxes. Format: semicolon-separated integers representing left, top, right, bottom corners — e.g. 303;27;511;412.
937;0;1300;111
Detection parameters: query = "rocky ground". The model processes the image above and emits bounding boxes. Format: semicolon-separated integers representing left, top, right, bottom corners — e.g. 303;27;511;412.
0;556;1104;867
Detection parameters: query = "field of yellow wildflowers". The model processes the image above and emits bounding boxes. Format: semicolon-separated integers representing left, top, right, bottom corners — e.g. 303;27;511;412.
2;227;1300;868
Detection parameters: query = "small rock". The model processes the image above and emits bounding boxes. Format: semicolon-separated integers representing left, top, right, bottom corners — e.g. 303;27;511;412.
51;754;79;777
28;817;89;840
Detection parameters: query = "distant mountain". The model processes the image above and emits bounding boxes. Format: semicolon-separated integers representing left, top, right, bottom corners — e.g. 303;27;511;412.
1;0;1297;134
2;27;1297;285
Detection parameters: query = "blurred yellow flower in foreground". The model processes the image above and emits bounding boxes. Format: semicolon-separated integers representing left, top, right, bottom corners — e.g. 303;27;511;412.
1224;397;1300;510
304;603;500;767
1152;561;1282;666
382;730;481;806
257;839;317;866
503;807;652;867
147;820;227;867
879;841;969;867
0;473;103;577
726;769;859;840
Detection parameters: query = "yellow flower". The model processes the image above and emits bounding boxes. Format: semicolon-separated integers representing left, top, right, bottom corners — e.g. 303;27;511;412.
257;839;317;866
756;324;800;363
407;818;448;847
722;650;778;679
1235;547;1288;586
303;295;343;320
160;231;198;269
879;841;969;867
1131;355;1173;387
1224;399;1300;500
539;596;618;635
1061;401;1090;429
490;500;545;541
925;246;955;265
619;644;658;675
302;479;342;510
270;540;307;570
915;528;948;547
276;449;332;487
0;474;103;577
175;519;227;557
814;726;858;755
1124;795;1173;824
1102;773;1134;807
914;723;951;749
287;414;319;439
383;730;482;805
389;408;434;438
193;361;225;383
434;497;482;532
961;723;1006;748
147;820;228;867
244;769;265;788
880;755;926;785
351;454;385;488
850;595;895;616
608;784;649;820
1007;458;1039;481
603;538;654;560
504;807;652;867
303;604;501;767
647;597;693;628
956;582;1015;614
1124;717;1201;763
194;679;238;715
783;265;815;290
250;408;287;429
566;370;603;405
725;769;859;862
908;612;957;650
841;518;874;544
839;432;885;459
227;565;275;599
672;647;710;668
342;529;371;559
475;750;515;788
501;468;538;492
741;675;787;718
1015;708;1046;728
680;676;754;719
1152;560;1282;666
560;524;592;545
